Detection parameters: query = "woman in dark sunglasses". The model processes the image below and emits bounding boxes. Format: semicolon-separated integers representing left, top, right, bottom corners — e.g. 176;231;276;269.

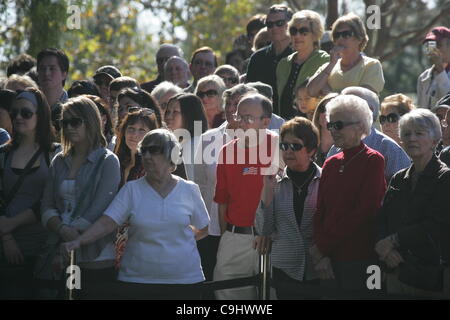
258;117;322;299
195;75;226;128
307;13;384;98
39;96;121;299
276;10;330;120
62;129;210;300
0;87;57;299
214;64;240;89
311;95;386;293
380;94;416;146
312;92;339;166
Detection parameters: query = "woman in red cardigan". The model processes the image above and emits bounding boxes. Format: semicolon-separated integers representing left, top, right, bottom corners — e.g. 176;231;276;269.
310;94;386;293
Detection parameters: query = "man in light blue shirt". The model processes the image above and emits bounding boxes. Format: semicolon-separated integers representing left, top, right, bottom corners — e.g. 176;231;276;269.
327;87;411;183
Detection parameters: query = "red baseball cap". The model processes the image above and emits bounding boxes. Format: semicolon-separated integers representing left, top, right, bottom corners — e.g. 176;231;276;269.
423;26;450;43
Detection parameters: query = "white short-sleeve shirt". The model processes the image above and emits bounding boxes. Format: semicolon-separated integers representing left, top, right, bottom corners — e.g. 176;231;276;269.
105;176;210;284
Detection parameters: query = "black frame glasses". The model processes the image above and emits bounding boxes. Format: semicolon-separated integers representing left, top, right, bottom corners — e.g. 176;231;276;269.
60;117;84;129
140;145;164;156
197;89;218;99
279;143;304;151
379;113;401;125
289;27;310;36
266;19;286;29
326;120;358;131
10;108;35;120
333;29;354;40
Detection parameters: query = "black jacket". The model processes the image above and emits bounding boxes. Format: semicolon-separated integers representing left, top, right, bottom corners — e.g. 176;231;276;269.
246;44;293;115
376;155;450;263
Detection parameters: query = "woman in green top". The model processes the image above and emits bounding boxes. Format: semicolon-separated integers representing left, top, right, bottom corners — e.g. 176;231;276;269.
276;10;330;120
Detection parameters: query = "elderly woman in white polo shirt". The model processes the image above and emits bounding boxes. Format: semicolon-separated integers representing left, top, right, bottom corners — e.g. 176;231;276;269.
63;129;210;299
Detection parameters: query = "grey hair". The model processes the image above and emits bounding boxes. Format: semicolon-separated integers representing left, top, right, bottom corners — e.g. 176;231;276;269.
214;64;240;78
157;43;184;58
326;94;373;139
341;86;379;123
139;128;182;167
399;108;442;143
151;81;183;103
222;84;257;108
195;74;226;111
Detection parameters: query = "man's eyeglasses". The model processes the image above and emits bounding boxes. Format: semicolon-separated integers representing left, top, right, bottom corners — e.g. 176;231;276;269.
333;29;354;40
140;145;164;156
60;117;84;129
289;27;310;36
379;113;402;125
279;143;304;151
326;120;358;131
266;19;286;29
10;108;35;120
197;89;218;99
233;113;265;124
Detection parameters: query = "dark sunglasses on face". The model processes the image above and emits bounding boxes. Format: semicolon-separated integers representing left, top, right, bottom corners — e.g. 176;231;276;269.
10;108;35;120
222;77;238;84
280;143;304;151
266;19;286;29
140;145;164;156
326;120;358;131
60;117;84;129
197;89;218;99
289;27;310;36
333;29;354;40
379;113;401;125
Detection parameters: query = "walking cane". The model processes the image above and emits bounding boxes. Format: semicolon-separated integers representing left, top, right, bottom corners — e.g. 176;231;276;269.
259;253;270;300
66;250;76;300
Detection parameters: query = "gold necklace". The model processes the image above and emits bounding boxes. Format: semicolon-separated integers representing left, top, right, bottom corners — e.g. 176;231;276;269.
339;148;365;173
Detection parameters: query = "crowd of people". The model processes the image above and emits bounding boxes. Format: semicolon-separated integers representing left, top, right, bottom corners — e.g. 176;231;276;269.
0;4;450;300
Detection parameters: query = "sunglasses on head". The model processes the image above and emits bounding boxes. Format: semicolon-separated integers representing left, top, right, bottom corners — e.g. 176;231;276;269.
333;29;354;40
279;143;304;151
197;89;218;99
10;108;35;120
60;117;84;129
140;145;164;155
379;113;401;125
289;27;310;36
266;19;286;29
326;120;358;131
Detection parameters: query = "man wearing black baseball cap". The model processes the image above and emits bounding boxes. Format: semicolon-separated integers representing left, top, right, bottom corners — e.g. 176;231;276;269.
93;65;122;102
417;26;450;109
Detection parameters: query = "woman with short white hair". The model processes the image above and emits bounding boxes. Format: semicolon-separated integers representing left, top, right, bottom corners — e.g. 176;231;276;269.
150;81;183;114
375;109;450;298
311;94;386;292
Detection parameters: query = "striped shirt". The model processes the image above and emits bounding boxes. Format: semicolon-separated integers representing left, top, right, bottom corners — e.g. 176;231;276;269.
255;163;321;281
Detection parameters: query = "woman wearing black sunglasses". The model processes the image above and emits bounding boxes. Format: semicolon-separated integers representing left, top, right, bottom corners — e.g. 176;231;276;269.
195;75;226;129
257;116;322;299
63;129;209;299
380;94;416;146
0;87;57;299
39;96;121;299
307;13;384;98
276;10;329;120
311;95;386;293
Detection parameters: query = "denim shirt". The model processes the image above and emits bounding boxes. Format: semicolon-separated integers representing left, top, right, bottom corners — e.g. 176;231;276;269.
41;147;121;262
